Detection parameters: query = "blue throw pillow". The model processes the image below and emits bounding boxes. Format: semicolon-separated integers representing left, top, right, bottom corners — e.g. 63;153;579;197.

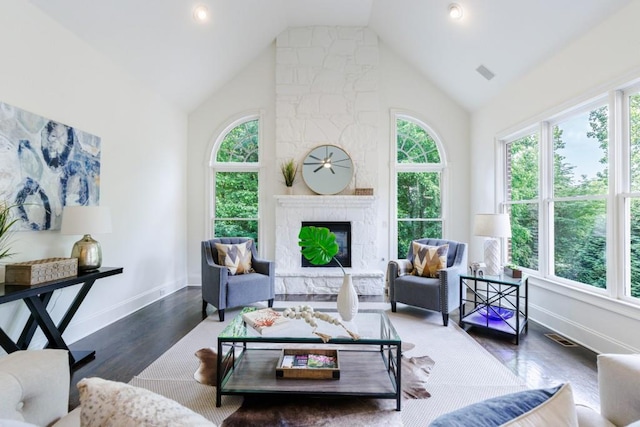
430;384;571;427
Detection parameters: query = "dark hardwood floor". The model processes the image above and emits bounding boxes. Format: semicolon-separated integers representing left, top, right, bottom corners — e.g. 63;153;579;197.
67;287;599;411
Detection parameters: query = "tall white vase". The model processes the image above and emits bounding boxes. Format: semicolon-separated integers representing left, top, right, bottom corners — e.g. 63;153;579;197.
337;273;358;321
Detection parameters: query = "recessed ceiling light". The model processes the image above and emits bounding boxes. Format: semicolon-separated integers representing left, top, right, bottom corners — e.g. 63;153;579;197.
193;5;209;23
449;3;464;20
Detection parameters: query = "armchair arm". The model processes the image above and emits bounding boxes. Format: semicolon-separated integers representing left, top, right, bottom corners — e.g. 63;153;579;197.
201;241;229;310
439;243;468;314
386;259;413;301
252;257;273;277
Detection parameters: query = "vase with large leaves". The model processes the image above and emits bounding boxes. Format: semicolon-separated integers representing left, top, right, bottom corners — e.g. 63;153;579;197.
298;226;358;321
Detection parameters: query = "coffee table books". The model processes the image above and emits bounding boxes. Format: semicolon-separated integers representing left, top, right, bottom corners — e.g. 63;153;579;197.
242;308;289;335
276;348;340;379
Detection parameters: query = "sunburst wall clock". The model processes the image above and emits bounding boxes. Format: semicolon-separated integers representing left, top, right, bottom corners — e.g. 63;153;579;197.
302;144;353;195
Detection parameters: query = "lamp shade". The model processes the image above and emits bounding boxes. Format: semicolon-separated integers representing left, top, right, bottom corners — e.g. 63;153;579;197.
60;206;112;235
474;213;512;238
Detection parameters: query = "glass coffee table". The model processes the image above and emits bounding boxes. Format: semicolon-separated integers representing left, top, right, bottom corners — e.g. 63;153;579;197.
216;308;403;410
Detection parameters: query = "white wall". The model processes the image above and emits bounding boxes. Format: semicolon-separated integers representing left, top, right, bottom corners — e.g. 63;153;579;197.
187;32;470;285
0;0;188;352
471;0;640;353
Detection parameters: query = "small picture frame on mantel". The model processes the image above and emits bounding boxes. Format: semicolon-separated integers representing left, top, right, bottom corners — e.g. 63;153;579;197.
355;188;373;196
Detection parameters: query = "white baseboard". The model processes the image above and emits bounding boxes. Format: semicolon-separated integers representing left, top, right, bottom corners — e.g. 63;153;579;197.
26;280;186;350
529;303;640;354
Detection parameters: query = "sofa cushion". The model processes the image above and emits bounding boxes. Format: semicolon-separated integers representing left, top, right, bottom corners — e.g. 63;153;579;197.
215;241;254;275
0;420;38;427
598;354;640;427
412;242;448;278
429;383;577;427
575;404;616;427
78;377;216;427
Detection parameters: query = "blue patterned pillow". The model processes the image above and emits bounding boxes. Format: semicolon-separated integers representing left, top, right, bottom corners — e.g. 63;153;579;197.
430;384;577;427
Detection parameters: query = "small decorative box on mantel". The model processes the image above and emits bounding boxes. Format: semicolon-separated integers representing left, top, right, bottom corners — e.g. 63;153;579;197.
5;258;78;285
355;188;373;196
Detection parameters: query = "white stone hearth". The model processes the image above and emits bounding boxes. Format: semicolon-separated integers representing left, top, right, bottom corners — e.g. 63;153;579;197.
275;195;385;295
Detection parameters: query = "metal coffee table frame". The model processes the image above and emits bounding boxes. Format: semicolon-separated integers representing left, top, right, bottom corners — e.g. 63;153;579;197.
216;308;403;411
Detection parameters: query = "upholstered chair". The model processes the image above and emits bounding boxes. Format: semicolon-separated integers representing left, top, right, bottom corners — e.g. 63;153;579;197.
201;237;275;321
388;238;467;326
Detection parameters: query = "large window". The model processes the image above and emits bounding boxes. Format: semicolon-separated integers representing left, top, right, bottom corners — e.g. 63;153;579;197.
210;117;260;242
394;115;445;257
501;93;640;301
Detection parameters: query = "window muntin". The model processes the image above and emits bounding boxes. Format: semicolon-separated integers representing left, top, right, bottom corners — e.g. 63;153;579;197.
216;119;259;163
211;117;260;243
395;115;444;257
396;118;441;164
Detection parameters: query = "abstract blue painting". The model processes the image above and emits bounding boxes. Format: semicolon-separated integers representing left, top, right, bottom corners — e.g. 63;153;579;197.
0;101;101;231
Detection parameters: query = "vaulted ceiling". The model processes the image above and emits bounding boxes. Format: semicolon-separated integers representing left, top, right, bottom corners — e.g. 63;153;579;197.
28;0;634;113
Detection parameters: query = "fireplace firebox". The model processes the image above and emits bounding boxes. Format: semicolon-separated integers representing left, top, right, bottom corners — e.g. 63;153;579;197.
301;221;352;268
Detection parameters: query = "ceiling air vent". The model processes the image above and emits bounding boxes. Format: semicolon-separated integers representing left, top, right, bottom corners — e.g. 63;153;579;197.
476;65;495;81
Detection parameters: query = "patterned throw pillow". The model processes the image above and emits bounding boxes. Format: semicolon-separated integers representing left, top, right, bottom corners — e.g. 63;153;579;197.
412;242;449;278
77;377;216;427
215;240;254;275
430;383;578;427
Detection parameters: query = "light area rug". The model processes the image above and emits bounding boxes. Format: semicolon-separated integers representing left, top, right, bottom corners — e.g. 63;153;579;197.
129;302;527;426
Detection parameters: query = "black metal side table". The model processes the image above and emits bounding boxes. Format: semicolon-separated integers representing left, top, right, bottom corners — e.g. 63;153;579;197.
459;273;528;344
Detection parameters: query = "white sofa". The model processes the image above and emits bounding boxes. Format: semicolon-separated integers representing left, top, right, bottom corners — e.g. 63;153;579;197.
0;349;216;427
576;353;640;427
0;349;79;427
429;353;640;427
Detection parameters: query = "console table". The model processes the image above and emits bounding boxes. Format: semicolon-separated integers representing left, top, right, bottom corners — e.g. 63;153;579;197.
0;267;123;367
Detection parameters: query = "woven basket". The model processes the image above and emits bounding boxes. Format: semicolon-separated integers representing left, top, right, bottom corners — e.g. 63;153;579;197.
5;258;78;285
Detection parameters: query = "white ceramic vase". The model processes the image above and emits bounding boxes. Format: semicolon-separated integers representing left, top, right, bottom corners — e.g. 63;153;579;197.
337;273;358;321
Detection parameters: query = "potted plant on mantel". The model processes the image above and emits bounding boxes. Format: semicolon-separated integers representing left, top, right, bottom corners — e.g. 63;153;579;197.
298;226;358;321
280;158;298;195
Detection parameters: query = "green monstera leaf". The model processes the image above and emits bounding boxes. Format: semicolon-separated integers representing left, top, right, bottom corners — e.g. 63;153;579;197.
298;226;344;274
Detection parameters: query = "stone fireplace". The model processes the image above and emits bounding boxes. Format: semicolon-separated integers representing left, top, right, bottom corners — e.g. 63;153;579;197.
274;195;385;295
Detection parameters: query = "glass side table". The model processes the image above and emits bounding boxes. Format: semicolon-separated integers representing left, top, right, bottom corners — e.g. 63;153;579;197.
459;273;528;345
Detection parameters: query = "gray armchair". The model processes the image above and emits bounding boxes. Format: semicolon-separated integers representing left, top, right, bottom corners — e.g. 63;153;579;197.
201;237;275;321
388;238;467;326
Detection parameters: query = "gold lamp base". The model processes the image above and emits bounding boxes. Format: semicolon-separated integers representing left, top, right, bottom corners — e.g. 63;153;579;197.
71;234;102;272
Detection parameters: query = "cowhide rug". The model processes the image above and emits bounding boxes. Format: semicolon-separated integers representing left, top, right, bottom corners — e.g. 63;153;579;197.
195;349;434;427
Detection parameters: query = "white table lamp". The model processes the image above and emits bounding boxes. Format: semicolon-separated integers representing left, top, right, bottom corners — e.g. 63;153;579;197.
61;206;112;272
474;213;512;276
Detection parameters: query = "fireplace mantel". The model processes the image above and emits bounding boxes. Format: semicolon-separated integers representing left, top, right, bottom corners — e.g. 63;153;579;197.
275;195;376;208
274;194;384;295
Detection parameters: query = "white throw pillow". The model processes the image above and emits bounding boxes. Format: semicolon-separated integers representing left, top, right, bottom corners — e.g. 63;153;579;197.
502;383;578;426
78;377;216;427
430;383;578;427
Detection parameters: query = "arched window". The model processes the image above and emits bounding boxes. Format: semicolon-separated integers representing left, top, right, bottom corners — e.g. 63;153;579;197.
210;116;260;243
393;114;447;257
